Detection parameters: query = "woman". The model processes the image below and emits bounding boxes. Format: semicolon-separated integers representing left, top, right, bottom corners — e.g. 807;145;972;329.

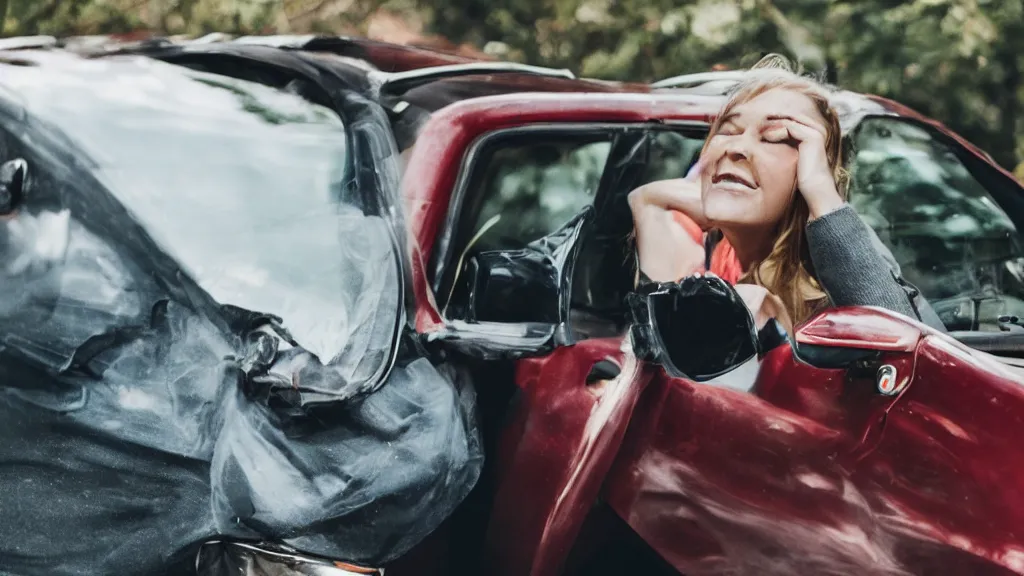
629;55;944;333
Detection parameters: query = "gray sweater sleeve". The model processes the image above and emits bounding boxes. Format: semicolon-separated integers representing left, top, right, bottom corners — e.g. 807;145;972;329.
806;204;946;331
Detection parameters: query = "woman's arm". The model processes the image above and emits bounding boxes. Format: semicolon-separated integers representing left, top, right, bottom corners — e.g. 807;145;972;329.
806;204;946;331
628;179;709;229
629;179;706;283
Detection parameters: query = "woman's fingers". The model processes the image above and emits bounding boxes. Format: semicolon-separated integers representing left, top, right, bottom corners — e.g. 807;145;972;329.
763;118;823;148
764;118;842;218
764;114;827;139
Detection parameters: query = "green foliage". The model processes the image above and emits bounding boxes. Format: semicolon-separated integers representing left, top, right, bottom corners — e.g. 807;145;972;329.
0;0;1020;171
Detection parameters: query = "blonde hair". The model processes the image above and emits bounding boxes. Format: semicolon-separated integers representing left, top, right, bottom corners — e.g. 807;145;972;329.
702;54;848;325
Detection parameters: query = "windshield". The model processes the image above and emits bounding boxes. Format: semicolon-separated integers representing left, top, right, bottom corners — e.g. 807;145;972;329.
0;51;400;367
847;117;1024;331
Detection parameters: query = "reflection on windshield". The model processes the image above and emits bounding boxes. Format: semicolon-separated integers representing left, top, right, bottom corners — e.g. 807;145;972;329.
0;52;398;363
848;118;1024;330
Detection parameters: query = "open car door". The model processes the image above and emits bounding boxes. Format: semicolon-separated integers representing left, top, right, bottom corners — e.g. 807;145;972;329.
401;93;720;575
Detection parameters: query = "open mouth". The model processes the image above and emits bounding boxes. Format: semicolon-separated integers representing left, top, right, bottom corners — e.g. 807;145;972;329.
712;172;756;189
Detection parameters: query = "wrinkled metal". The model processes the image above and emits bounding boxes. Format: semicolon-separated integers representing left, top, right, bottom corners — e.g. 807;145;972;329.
0;50;481;575
196;541;382;576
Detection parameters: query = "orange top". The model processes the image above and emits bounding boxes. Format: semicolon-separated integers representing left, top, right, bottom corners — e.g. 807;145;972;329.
670;211;743;284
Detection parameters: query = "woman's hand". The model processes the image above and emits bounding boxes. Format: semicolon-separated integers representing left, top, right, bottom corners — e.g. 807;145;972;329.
762;115;844;220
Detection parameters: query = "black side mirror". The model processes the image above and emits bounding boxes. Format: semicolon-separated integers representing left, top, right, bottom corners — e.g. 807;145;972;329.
0;158;27;215
447;206;594;327
627;274;789;381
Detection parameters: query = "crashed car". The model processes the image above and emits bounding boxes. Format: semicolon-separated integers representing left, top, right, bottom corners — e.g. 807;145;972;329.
3;34;1024;576
0;40;482;576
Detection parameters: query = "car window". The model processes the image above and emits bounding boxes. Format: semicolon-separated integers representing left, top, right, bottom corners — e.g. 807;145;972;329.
847;117;1024;330
638;130;705;184
468;134;613;253
568;129;705;338
0;53;404;369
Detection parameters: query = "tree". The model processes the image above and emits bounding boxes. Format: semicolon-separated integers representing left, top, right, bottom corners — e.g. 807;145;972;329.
1;0;1020;171
407;0;1022;171
824;0;1023;171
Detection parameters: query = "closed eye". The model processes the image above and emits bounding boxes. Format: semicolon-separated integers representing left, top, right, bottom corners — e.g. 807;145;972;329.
763;135;800;147
762;129;799;147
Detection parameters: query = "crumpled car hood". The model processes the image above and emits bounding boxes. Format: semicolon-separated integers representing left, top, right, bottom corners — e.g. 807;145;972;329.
0;51;481;575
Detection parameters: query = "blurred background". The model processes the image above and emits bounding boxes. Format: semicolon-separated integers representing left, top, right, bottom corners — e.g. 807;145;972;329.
1;0;1021;179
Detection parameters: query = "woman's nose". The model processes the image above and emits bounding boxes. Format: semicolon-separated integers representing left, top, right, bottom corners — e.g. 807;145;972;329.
724;141;750;160
723;132;755;159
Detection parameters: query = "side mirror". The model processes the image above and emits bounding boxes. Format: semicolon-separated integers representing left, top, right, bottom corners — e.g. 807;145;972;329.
627;274;789;381
447;206;593;327
0;158;28;215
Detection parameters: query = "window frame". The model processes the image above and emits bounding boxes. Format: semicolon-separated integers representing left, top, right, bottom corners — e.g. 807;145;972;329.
432;121;714;325
432;123;640;317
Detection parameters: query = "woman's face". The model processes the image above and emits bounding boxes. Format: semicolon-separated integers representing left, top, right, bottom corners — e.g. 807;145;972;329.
700;88;826;229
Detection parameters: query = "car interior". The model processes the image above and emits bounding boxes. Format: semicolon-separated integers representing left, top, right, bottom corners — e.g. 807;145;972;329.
436;125;704;342
436;117;1024;362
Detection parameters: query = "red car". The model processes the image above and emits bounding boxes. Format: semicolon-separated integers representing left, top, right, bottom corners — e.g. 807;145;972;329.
3;34;1024;576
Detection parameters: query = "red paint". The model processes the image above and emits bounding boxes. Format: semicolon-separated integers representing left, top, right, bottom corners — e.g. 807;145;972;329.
393;71;1024;576
851;336;1024;574
602;307;1024;574
402;93;721;331
795;306;925;352
482;338;651;576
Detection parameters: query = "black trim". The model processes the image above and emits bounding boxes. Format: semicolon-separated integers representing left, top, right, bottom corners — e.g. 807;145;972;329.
793;343;882;369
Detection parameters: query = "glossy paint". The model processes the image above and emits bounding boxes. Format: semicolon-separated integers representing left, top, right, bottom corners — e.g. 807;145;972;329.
795;306;926;352
482;337;649;576
398;79;1024;575
603;307;1024;575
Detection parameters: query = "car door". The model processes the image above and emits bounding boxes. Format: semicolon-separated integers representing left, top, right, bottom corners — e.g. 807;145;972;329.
603;306;930;575
400;93;718;576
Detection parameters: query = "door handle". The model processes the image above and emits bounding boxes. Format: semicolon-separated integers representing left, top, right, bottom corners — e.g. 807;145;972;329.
586;358;622;384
